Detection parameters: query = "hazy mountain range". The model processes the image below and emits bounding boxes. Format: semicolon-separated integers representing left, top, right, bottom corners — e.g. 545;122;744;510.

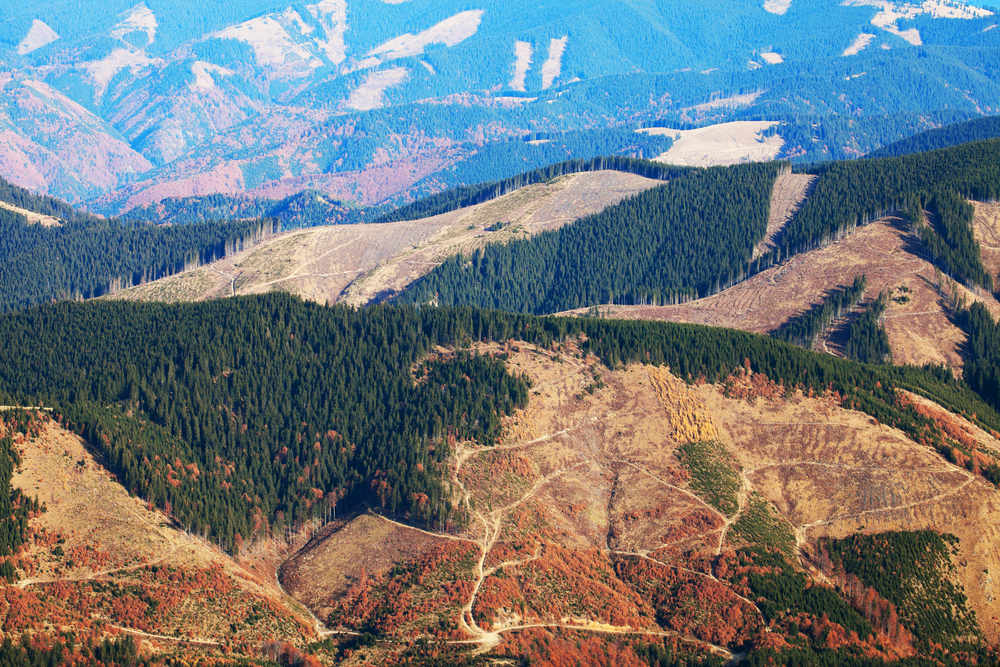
2;0;1000;218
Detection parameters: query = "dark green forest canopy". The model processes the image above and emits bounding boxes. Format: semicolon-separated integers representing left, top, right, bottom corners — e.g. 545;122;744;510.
0;207;272;313
396;161;781;313
0;295;998;551
395;139;1000;316
868;116;1000;159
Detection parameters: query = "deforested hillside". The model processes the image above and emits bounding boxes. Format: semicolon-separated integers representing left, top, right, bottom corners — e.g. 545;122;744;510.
399;140;1000;315
396;162;782;313
4;295;1000;662
0;176;276;312
115;169;664;305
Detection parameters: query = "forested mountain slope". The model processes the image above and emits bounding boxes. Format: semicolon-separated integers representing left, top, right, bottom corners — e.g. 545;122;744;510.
115;169;663;306
869;115;1000;158
3;0;1000;215
396;139;1000;315
0;176;276;312
3;294;1000;663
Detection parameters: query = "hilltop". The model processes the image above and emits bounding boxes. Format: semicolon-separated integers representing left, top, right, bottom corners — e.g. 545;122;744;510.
2;296;1000;663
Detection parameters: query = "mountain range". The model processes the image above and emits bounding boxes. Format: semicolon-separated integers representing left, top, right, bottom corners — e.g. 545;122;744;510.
3;0;1000;220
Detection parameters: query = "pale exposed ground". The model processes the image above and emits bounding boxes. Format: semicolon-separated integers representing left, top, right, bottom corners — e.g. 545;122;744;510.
113;170;662;306
283;343;1000;651
366;10;484;62
681;90;765;114
639;121;784;167
541;36;568;90
16;19;59;56
8;418;314;642
567;216;1000;371
111;3;158;45
973;200;1000;280
843;32;877;56
752;171;815;260
509;40;533;91
346;66;409;111
190;61;234;92
763;0;792;14
0;200;61;226
700;385;1000;642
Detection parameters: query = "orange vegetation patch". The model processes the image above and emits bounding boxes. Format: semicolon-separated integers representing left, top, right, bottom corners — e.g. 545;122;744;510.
4;416;313;660
324;540;478;639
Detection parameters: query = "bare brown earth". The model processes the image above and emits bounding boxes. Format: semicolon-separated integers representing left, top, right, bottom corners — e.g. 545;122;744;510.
699;385;1000;642
753;171;815;260
0;200;61;226
569;218;1000;371
114;170;661;306
4;416;315;660
280;342;1000;659
974;200;1000;280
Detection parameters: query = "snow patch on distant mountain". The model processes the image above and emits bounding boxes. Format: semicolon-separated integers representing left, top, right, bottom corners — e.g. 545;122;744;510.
16;20;59;56
190;61;234;91
306;0;348;64
541;36;567;90
509;40;533;91
111;4;158;46
842;1;992;47
347;67;409;110
213;12;322;73
84;48;161;96
366;10;484;63
763;0;793;15
843;32;876;55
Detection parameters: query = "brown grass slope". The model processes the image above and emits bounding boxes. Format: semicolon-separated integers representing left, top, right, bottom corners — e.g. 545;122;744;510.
2;416;317;662
112;170;661;307
572;212;1000;372
280;343;1000;662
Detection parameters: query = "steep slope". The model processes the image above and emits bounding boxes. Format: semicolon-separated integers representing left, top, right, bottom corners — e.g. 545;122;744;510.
280;341;1000;662
4;295;1000;662
113;169;662;305
1;412;316;662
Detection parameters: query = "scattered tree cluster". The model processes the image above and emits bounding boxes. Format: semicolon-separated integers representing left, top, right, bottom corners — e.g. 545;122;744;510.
843;295;892;365
770;276;867;348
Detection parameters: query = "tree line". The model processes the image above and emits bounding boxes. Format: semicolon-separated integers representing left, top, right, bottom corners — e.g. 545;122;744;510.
395;162;781;312
0;295;998;551
771;276;867;348
376;156;693;223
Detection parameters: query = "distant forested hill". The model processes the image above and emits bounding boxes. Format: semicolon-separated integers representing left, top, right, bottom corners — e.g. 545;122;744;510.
0;294;997;552
869;116;1000;158
0;177;272;312
396;140;1000;313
